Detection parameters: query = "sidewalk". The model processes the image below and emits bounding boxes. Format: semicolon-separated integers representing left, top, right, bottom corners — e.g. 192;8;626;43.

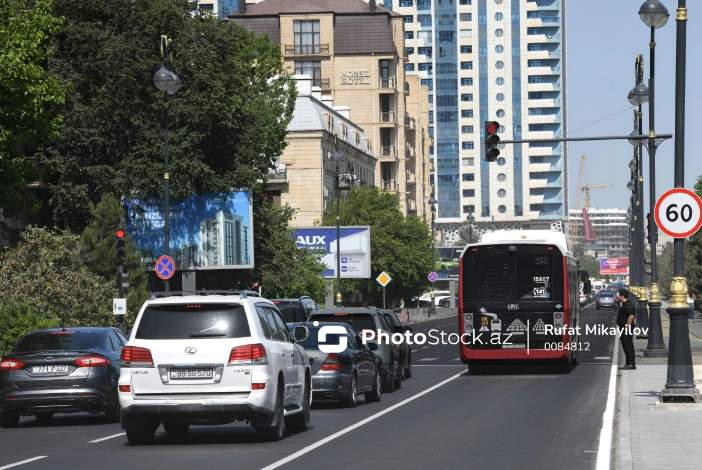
617;305;702;470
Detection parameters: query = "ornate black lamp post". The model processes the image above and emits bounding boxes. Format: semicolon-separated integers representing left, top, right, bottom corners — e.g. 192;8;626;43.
330;142;345;307
153;35;181;292
428;191;438;317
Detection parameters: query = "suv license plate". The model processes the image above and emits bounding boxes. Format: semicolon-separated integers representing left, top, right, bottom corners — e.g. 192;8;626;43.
171;368;213;379
32;365;68;373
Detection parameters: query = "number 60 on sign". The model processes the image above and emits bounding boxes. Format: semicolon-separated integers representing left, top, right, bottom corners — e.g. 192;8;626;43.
654;188;702;238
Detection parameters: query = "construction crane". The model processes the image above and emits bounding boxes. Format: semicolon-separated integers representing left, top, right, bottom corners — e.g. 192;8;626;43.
583;183;614;208
569;156;588;245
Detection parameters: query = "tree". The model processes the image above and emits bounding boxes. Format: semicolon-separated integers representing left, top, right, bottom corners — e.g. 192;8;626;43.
45;0;296;231
321;186;432;307
0;302;59;356
454;223;479;246
0;226;115;326
0;0;65;222
80;195;149;326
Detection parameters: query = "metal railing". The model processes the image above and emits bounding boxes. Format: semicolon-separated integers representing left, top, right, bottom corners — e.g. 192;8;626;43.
284;44;330;56
266;167;287;181
406;144;416;158
380;145;396;157
312;78;331;89
379;77;395;88
382;179;397;191
380;111;396;123
404;114;416;129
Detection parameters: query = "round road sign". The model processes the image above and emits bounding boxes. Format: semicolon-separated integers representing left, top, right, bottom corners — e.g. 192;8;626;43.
428;271;438;283
654;188;702;238
156;255;176;280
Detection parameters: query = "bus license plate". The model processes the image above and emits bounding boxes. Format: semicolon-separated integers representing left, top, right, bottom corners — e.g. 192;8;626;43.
171;368;213;379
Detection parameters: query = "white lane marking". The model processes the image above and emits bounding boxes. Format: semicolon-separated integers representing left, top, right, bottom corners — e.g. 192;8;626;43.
595;336;619;470
0;457;48;470
453;358;461;361
421;346;430;349
89;433;125;443
418;358;437;361
594;357;611;360
260;373;464;470
411;349;419;352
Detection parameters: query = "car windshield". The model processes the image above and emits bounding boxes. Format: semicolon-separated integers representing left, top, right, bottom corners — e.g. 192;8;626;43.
13;331;103;352
310;314;376;335
135;304;251;340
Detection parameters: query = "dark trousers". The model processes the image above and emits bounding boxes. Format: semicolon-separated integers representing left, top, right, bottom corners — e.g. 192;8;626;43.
620;330;635;366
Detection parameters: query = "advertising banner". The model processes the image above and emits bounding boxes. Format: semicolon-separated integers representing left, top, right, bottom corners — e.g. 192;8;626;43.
293;226;371;279
436;247;464;279
126;191;254;270
600;257;629;275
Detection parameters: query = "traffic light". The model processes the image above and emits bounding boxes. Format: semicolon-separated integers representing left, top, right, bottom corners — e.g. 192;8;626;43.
646;213;651;244
594;252;599;261
115;224;126;260
484;121;501;162
118;270;130;297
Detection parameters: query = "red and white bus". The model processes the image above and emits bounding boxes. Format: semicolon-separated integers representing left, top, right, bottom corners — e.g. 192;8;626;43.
458;230;588;369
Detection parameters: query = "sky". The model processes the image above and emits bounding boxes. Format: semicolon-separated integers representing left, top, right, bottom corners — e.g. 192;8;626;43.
566;0;701;213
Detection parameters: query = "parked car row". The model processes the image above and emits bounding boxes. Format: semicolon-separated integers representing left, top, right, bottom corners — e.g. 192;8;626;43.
0;293;412;447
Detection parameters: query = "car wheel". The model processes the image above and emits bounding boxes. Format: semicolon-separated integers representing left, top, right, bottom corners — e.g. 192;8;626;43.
126;428;155;445
163;422;189;435
286;376;311;431
381;361;396;393
0;411;19;428
342;373;358;408
35;413;53;425
365;368;382;403
394;359;403;389
404;352;412;378
256;381;285;441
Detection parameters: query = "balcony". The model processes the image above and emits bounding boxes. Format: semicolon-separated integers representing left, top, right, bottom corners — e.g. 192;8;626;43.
284;43;330;56
528;98;561;107
404;81;410;93
528;162;552;172
380;145;396;158
382;179;398;191
528;66;559;76
266;166;287;183
379;111;396;123
312;78;331;90
527;82;560;92
406;143;416;158
407;199;417;211
529;194;545;204
404;114;416;129
406;171;416;184
528;114;557;124
379;77;396;88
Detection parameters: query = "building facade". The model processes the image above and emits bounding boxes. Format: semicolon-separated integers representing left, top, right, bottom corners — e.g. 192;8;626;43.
227;0;431;219
391;0;568;231
568;208;629;258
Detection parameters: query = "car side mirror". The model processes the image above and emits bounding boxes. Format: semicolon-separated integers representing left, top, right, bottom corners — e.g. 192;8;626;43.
293;326;309;342
367;342;378;351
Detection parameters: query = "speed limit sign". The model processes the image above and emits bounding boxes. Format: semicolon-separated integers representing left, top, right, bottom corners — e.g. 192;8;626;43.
654;188;702;238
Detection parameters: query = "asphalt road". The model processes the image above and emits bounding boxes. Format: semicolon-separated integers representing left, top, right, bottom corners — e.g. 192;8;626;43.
0;303;618;470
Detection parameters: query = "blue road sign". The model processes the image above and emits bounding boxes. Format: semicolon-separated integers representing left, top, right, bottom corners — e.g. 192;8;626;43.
156;255;175;280
428;271;438;283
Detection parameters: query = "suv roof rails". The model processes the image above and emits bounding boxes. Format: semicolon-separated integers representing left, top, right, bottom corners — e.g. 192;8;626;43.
299;295;311;300
149;290;262;300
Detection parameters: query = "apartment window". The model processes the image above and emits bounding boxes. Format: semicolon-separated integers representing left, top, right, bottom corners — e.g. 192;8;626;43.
529;124;544;131
463;204;476;214
462;173;475;181
406;47;415;55
436;95;457;106
528;60;542;67
405;63;415;72
418;31;433;43
462;142;475;150
529;108;544;115
293;20;320;54
459;0;471;4
418;0;431;10
405;15;414;23
461;109;474;118
461;94;473;102
421;78;433;90
528;76;543;83
463;190;475;198
199;3;214;10
462;126;474;134
418;46;432;57
400;0;414;6
405;31;414;40
437;14;456;26
528;92;543;99
460;45;472;54
418;14;432;27
495;45;504;53
528;28;542;35
460;29;473;38
461;61;473;70
418;63;432;72
461;78;473;86
462;158;475;167
294;60;321;82
528;44;542;51
460;13;472;21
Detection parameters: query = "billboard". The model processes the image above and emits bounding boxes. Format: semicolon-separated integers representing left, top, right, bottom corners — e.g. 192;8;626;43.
126;191;254;270
436;246;464;280
600;258;629;275
293;227;371;279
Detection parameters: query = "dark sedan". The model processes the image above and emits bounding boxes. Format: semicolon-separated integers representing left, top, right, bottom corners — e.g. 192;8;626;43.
287;322;381;407
596;290;617;309
0;327;127;427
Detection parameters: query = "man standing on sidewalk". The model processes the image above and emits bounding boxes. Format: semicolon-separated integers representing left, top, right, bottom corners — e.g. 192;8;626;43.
613;288;636;370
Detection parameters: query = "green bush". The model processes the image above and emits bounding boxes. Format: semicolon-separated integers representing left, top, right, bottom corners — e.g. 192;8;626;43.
0;302;59;356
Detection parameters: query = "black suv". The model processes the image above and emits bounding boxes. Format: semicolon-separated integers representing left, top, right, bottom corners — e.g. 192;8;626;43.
272;296;319;323
377;309;412;380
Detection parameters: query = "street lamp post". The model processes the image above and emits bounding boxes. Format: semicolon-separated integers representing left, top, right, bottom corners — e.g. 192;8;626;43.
627;153;638;293
153;35;181;293
428;192;438;317
330;142;345;307
657;0;699;401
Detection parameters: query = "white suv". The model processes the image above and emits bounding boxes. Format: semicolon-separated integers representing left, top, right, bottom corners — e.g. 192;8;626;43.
118;291;311;445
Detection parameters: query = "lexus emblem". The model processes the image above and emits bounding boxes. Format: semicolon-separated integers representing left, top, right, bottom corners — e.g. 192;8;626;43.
45;356;54;361
185;347;197;355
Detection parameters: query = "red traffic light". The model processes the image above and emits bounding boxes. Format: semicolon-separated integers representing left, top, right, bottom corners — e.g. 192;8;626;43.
486;121;500;134
116;229;125;238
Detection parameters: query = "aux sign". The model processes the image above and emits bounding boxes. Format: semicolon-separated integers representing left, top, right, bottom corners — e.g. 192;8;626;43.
292;226;371;279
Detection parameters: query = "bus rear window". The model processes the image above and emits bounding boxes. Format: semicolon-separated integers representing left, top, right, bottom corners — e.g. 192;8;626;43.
517;255;553;300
